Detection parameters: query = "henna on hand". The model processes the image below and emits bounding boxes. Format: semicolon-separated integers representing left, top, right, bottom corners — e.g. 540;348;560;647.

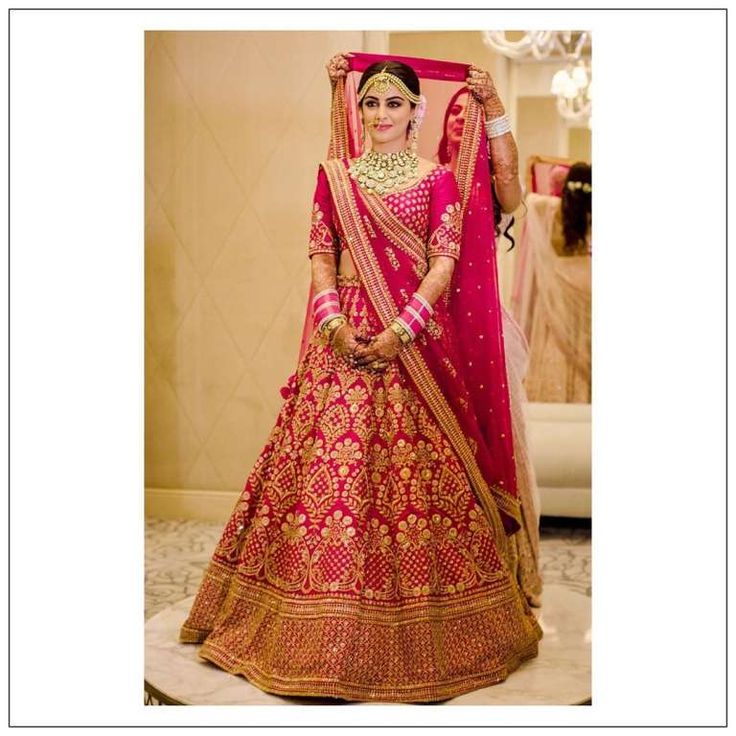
326;52;351;84
351;256;456;373
463;65;519;198
331;322;365;361
466;65;505;118
351;329;401;373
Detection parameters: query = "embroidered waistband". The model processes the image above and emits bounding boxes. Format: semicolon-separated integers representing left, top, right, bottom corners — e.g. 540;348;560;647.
336;273;361;287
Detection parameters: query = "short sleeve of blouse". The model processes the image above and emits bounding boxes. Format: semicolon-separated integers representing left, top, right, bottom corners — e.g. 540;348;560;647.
427;168;462;260
308;165;339;258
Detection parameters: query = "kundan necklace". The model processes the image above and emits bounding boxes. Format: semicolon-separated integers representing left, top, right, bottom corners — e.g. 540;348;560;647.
348;148;419;196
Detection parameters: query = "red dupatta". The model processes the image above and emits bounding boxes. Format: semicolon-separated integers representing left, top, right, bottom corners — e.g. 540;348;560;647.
298;52;520;535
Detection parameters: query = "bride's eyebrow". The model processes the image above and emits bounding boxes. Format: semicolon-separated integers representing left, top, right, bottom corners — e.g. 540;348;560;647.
364;95;405;102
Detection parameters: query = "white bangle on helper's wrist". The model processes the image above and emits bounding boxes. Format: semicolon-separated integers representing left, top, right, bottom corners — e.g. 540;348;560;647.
485;114;511;139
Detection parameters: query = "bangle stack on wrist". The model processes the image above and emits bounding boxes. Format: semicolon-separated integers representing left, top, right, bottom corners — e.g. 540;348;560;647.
314;288;341;330
313;287;347;342
390;292;434;345
485;114;512;139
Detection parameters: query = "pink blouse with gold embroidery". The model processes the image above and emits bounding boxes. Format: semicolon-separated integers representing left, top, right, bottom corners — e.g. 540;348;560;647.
307;162;462;261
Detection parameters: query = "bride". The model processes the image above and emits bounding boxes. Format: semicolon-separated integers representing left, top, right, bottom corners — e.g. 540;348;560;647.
178;52;542;704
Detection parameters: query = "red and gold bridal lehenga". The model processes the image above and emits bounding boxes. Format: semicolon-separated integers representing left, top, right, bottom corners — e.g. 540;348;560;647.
179;52;543;703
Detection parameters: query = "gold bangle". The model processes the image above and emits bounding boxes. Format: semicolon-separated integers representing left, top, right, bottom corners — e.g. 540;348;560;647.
328;320;347;344
322;315;347;341
320;313;345;332
389;320;412;345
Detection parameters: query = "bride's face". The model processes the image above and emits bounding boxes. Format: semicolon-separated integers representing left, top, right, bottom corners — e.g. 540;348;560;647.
360;84;415;148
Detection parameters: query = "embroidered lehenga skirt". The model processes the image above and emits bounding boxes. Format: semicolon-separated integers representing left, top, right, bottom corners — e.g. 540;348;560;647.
179;274;543;703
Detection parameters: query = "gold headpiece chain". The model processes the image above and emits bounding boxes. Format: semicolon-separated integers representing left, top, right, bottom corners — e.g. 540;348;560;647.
357;66;422;105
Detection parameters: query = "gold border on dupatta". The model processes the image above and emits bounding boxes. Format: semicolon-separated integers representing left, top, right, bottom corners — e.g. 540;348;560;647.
322;159;518;550
328;79;350;160
454;94;483;214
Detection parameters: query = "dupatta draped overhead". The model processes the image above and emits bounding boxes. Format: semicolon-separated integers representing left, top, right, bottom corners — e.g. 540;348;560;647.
299;51;520;534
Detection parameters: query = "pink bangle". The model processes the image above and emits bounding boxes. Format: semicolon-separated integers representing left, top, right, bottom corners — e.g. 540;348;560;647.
312;288;339;312
316;306;342;331
313;287;341;330
395;292;434;339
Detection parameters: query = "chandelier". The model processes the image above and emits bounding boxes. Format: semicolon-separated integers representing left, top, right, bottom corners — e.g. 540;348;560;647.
551;61;592;125
481;31;592;125
481;31;589;61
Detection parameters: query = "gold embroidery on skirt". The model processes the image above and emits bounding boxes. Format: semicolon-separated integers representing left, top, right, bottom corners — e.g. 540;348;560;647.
182;564;542;703
336;273;361;287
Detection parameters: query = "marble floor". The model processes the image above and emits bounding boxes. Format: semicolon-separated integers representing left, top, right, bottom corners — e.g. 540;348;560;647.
144;516;591;705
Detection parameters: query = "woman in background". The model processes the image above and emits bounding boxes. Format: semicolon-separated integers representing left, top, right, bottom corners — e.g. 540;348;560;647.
524;163;591;403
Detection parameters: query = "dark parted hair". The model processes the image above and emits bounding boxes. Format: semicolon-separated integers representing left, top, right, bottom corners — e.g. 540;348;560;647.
561;162;592;253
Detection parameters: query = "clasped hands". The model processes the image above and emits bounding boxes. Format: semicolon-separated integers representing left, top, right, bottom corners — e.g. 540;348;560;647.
331;322;401;374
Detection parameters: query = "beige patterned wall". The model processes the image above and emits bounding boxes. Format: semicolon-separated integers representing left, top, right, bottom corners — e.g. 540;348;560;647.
568;126;592;165
145;31;363;508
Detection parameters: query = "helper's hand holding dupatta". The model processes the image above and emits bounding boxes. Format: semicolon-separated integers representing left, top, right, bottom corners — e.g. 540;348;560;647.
466;64;505;118
326;52;353;85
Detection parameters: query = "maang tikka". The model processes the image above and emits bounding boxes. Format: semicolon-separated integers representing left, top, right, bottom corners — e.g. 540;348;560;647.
356;67;422;106
356;65;426;153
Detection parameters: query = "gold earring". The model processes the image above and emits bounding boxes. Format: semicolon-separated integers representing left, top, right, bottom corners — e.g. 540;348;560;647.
409;118;419;154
